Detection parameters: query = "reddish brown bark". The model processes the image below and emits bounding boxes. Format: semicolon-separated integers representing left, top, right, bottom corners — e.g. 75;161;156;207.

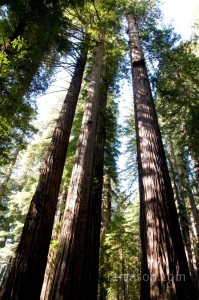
127;14;196;300
48;42;104;300
79;73;109;299
0;46;87;300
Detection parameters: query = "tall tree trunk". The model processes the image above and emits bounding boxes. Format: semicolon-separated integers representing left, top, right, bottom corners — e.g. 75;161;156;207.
0;46;88;300
48;41;104;300
79;72;108;299
126;14;196;300
99;173;112;300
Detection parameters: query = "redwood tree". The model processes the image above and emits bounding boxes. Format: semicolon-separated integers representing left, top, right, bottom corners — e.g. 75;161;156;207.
79;69;109;299
126;13;197;300
49;41;104;300
0;44;88;300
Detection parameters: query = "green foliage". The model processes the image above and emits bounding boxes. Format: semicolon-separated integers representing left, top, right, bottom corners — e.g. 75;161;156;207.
155;38;199;161
1;0;198;297
124;0;157;17
0;105;60;277
139;20;199;163
100;194;141;300
120;109;138;196
0;157;39;274
104;94;121;183
0;0;72;165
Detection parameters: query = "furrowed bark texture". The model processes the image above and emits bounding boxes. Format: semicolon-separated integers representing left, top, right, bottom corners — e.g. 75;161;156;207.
49;42;104;300
0;47;87;300
127;14;196;300
79;73;108;299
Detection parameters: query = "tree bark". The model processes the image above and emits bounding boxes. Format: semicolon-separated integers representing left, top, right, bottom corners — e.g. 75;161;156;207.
0;46;88;300
40;190;67;300
48;41;104;300
78;72;108;299
99;174;112;300
126;13;197;300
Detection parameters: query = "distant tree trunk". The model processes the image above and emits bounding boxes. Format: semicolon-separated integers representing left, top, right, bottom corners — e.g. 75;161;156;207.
0;46;88;300
39;249;55;300
99;173;112;300
182;156;199;242
0;258;12;291
126;13;197;300
101;174;112;238
79;72;108;299
120;247;126;300
169;142;199;293
40;190;67;300
189;150;199;193
48;41;104;300
188;192;199;241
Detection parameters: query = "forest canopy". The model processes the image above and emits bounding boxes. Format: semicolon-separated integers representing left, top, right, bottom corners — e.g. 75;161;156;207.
0;0;199;299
